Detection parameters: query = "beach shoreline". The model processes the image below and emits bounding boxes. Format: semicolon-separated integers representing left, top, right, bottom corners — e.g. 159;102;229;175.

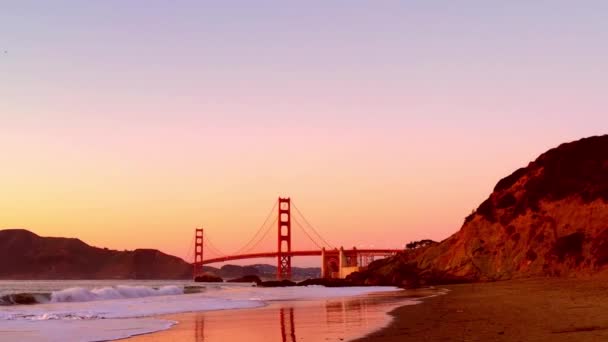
125;288;437;342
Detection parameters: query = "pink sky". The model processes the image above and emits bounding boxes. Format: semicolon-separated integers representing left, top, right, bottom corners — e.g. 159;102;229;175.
1;2;607;265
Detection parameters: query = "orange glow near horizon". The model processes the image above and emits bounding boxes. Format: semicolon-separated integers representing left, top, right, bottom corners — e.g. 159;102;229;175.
2;2;608;266
1;118;601;266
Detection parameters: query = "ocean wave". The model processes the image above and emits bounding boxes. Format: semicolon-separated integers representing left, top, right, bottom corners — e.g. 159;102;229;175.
0;293;51;306
50;285;184;303
0;285;193;306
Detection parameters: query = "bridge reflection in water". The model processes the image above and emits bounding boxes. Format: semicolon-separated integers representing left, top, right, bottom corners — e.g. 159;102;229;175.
130;291;420;342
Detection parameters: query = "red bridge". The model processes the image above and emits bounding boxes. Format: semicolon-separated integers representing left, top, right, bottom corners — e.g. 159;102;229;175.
192;197;402;280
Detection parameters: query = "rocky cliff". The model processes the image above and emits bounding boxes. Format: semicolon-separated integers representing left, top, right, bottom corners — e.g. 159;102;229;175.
350;135;608;285
0;229;192;279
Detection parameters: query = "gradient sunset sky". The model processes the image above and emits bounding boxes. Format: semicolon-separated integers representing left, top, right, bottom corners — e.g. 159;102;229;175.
1;1;607;264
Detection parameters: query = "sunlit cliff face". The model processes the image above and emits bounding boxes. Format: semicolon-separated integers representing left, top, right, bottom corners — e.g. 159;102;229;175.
370;136;608;283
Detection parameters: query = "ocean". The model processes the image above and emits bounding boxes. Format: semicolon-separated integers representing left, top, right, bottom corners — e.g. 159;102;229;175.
0;280;402;342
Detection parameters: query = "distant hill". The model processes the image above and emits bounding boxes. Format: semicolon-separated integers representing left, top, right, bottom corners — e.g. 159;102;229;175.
205;264;320;281
0;229;320;280
350;135;608;285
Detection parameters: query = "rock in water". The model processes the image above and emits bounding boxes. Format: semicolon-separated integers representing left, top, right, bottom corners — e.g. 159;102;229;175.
296;278;353;287
227;275;262;284
194;273;224;283
258;279;297;287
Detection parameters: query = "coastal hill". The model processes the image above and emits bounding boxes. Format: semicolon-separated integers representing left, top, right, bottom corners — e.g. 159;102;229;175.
0;229;320;280
0;229;192;279
351;135;608;285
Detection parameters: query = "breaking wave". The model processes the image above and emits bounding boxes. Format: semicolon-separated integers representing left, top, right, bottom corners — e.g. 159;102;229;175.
0;285;194;306
0;293;51;306
50;285;183;303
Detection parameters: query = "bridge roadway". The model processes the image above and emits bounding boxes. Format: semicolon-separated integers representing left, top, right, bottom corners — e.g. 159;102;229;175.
202;249;401;264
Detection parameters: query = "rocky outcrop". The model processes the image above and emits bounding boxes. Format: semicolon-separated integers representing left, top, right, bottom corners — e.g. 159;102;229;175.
258;279;297;287
194;273;224;282
296;278;354;287
0;229;192;279
351;135;608;285
227;275;262;284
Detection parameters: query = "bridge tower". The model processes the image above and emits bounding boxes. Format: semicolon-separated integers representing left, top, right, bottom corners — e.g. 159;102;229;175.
277;197;292;279
193;228;204;279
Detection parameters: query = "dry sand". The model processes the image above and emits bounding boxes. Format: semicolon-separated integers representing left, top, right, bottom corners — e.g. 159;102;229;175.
358;277;608;341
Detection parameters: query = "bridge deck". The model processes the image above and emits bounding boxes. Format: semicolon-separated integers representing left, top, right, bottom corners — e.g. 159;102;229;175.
202;249;401;264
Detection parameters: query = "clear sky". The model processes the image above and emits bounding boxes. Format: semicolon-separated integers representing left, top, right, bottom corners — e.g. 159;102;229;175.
1;1;607;264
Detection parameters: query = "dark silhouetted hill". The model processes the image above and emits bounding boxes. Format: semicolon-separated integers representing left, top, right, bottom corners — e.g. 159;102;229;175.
0;229;191;279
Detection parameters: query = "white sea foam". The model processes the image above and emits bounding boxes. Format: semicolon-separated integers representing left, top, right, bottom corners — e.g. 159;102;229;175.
0;318;176;342
50;285;183;303
0;282;399;342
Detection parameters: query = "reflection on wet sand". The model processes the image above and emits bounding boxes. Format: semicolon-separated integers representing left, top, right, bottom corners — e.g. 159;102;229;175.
280;308;295;342
195;312;205;341
128;290;428;342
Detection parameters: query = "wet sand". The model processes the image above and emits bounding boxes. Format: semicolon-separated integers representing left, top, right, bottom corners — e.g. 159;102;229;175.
127;278;608;341
127;289;437;342
357;277;608;341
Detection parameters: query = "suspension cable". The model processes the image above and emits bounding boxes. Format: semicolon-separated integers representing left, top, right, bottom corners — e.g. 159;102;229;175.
184;232;195;263
291;201;334;249
239;216;277;254
233;201;278;255
203;240;225;258
292;216;323;249
203;231;227;256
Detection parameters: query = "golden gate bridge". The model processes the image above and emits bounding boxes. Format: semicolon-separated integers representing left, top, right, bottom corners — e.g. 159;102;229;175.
192;197;401;280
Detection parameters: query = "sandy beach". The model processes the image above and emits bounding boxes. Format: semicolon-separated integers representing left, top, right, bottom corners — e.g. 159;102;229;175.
358;277;608;341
